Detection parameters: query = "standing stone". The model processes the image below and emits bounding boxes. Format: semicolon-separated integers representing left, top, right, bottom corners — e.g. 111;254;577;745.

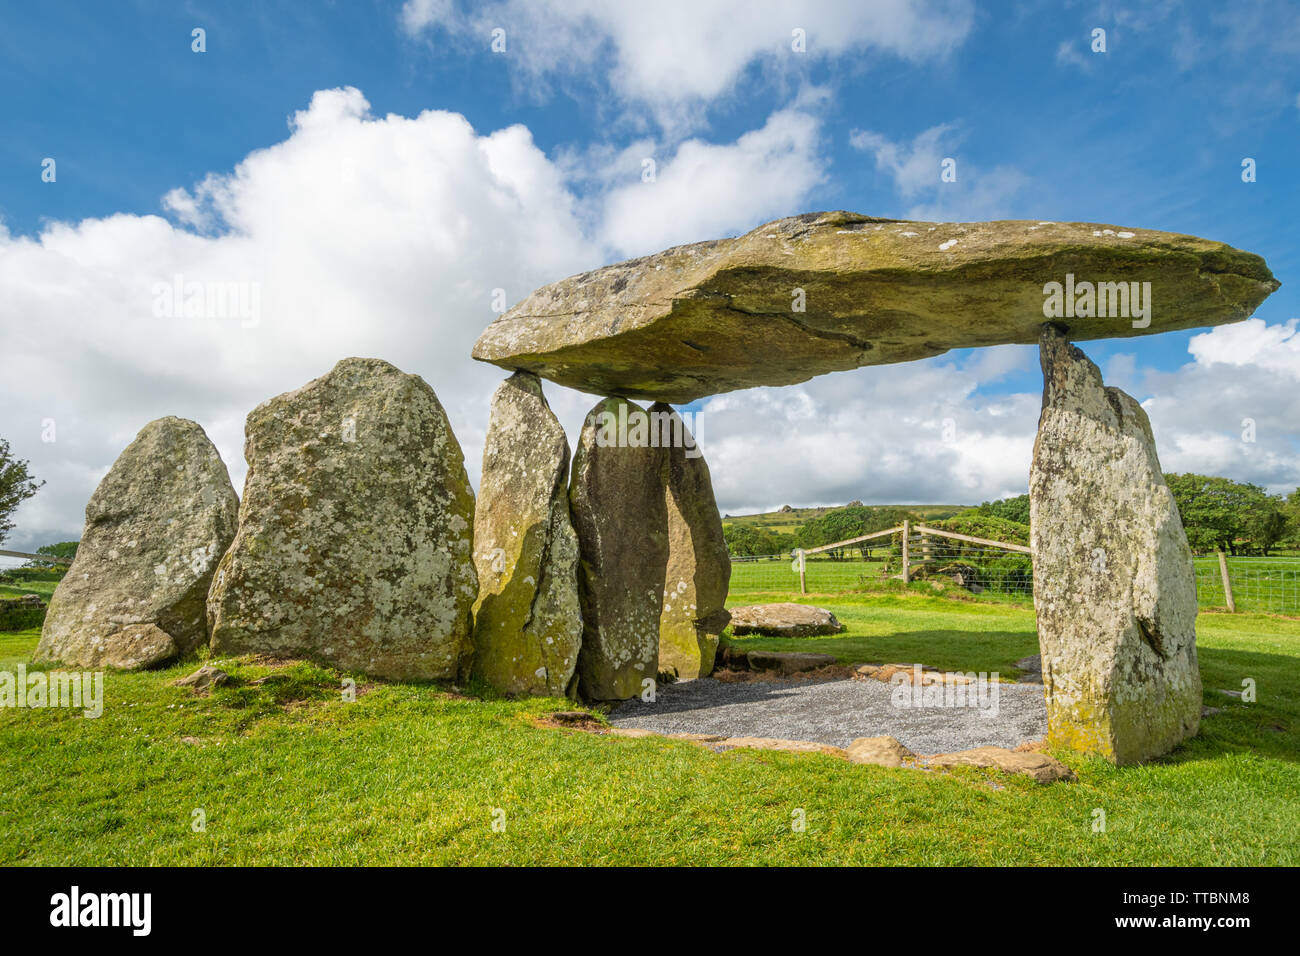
570;398;669;700
1030;326;1201;765
207;358;477;680
650;403;730;680
36;417;238;669
471;372;582;697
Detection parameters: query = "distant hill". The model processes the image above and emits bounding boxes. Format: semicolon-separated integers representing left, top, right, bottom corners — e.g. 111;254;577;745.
722;504;971;535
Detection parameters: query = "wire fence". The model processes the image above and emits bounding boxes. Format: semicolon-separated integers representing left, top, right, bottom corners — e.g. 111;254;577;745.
730;527;1033;601
730;538;1300;615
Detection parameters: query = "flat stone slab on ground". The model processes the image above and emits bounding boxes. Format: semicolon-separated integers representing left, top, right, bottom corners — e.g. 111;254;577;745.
729;603;845;636
926;746;1076;784
608;673;1046;753
745;650;838;674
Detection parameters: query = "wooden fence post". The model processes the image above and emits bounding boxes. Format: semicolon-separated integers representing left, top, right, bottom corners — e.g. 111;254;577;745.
901;519;911;584
1217;549;1236;613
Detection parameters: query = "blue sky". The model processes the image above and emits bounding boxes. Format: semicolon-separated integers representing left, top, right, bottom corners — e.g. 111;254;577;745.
1;0;1298;551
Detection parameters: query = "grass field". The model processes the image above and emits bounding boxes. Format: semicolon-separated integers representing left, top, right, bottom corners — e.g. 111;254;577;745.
0;580;58;601
730;554;1300;615
2;590;1297;866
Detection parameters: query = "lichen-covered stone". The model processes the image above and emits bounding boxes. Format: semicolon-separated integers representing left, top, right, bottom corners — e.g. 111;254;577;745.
36;417;238;670
207;358;477;680
1030;326;1201;765
471;372;582;697
729;603;844;637
570;397;669;700
926;746;1076;784
846;736;915;768
473;211;1279;402
651;403;730;680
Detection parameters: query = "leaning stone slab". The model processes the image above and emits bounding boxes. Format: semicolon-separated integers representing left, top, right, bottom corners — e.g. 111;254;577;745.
473;211;1279;402
1030;326;1201;765
652;403;730;680
570;397;669;700
729;603;844;637
36;417;238;670
471;372;582;697
207;358;477;680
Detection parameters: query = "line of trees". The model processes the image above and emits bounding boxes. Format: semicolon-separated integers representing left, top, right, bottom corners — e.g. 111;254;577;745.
972;480;1300;555
1164;474;1297;556
725;475;1300;559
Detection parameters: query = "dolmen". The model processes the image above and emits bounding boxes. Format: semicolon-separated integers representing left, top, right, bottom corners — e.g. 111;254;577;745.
36;210;1280;767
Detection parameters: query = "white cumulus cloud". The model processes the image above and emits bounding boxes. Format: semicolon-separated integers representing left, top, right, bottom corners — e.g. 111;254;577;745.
400;0;974;130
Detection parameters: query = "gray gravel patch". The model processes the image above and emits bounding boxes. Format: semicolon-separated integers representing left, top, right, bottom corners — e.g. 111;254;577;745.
608;675;1047;754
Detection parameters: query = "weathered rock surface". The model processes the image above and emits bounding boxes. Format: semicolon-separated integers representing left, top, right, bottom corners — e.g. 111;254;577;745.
926;746;1076;784
473;211;1279;402
729;603;845;637
745;650;838;674
653;403;730;680
570;397;669;700
36;417;238;669
855;663;973;686
471;372;582;697
845;735;915;768
1030;326;1202;765
207;358;477;680
176;664;230;693
712;736;847;758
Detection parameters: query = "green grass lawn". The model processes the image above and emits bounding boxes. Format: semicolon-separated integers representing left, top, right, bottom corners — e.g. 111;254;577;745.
2;594;1298;866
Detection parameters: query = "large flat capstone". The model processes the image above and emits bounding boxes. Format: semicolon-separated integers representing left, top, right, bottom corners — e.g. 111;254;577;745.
473;211;1278;403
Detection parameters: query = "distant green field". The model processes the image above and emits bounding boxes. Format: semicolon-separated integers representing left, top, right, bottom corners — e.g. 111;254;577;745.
0;581;58;600
731;553;1300;615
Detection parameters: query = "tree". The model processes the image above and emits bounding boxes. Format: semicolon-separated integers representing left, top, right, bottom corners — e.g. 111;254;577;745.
1164;473;1288;555
1243;494;1289;556
932;512;1030;547
26;540;79;568
975;493;1030;525
723;524;796;557
793;505;915;551
1284;489;1300;550
0;438;43;545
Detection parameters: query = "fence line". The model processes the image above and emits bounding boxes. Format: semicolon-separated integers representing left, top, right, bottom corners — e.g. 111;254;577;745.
729;536;1300;615
0;549;72;565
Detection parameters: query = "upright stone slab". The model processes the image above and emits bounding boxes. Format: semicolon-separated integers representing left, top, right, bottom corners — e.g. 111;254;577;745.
1029;326;1201;764
649;403;730;680
570;398;669;700
471;372;582;697
36;417;238;669
207;358;477;680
